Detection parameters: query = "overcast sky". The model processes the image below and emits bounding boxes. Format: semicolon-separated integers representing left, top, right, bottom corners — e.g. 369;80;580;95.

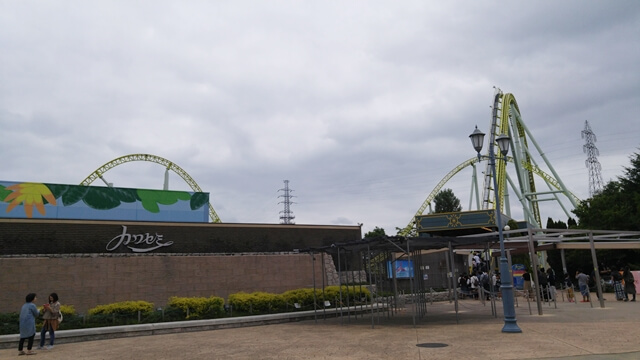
1;1;639;235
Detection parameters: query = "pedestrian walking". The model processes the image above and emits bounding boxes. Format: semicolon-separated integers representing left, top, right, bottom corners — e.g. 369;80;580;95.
18;293;38;356
576;270;590;302
612;268;625;301
623;266;636;302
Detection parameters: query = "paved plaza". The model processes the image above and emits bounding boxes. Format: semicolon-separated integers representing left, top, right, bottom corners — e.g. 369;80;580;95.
2;297;639;359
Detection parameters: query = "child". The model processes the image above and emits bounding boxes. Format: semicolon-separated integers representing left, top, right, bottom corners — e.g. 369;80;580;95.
564;273;574;302
19;293;38;356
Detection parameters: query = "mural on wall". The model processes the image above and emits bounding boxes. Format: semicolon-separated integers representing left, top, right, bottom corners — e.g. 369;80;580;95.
0;181;209;223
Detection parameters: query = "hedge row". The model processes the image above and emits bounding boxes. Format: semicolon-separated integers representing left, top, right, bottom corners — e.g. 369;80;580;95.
229;285;371;314
1;286;371;335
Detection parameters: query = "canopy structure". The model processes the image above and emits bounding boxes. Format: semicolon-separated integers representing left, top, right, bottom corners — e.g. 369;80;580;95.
301;228;640;328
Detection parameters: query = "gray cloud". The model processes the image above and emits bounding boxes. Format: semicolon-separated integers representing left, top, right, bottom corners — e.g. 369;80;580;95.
1;1;639;235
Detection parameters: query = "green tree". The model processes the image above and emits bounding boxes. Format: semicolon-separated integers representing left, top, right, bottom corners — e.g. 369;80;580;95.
506;219;519;230
546;217;567;229
570;150;640;270
619;150;640;195
573;151;640;231
364;226;386;239
433;188;462;213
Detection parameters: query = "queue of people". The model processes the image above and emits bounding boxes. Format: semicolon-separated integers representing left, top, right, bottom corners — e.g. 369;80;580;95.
520;266;557;301
457;253;502;300
18;292;62;356
458;270;500;300
504;263;636;305
570;264;636;303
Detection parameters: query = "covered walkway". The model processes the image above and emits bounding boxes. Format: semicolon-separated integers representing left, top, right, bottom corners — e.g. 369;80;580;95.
306;228;640;326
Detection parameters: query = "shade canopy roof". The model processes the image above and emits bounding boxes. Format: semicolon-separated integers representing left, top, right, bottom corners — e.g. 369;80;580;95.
302;228;640;255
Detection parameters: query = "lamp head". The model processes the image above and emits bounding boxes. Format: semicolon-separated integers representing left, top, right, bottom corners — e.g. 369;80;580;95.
496;134;510;156
469;126;485;154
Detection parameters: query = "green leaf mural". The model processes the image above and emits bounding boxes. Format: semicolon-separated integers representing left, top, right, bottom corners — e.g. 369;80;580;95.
83;187;123;210
0;185;10;202
137;189;191;213
44;183;69;201
112;187;140;203
190;192;209;210
61;186;89;206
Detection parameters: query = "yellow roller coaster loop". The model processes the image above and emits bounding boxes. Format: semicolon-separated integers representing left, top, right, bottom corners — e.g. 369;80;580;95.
80;153;221;223
398;156;580;236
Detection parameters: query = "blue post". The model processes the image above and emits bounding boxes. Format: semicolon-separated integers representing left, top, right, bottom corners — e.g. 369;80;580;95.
470;125;521;333
489;137;522;333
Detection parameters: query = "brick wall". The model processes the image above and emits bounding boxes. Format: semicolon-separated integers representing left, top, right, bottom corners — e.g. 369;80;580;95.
0;219;359;313
0;253;337;314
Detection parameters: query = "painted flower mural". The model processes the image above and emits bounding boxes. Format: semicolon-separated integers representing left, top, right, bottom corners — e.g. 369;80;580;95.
3;183;57;217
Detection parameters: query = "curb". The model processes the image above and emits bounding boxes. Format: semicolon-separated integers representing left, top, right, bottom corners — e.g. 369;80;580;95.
0;305;381;349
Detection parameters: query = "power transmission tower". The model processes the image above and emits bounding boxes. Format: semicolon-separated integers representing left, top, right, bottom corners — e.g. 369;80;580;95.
581;120;604;197
278;180;296;224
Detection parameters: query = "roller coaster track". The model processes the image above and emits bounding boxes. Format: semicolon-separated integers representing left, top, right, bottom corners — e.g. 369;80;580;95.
399;89;579;236
80;153;221;223
398;156;580;236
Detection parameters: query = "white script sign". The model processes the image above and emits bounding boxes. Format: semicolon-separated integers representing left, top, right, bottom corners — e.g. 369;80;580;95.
106;225;174;253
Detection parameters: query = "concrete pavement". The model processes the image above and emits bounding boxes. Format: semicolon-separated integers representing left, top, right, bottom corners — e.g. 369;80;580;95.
1;296;638;359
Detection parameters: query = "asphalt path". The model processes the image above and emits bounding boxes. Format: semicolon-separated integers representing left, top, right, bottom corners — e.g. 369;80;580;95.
2;297;639;359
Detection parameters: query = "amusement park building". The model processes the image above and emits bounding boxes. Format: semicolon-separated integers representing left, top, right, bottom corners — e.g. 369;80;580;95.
0;180;360;313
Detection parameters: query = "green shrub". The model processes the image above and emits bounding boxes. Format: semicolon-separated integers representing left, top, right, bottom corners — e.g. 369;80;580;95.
88;300;154;316
322;285;371;305
228;292;285;314
281;288;317;309
282;289;314;305
60;304;76;316
0;312;19;335
167;296;225;319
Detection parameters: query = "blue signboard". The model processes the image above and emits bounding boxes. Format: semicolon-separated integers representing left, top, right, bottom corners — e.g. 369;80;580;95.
387;260;414;279
512;264;526;290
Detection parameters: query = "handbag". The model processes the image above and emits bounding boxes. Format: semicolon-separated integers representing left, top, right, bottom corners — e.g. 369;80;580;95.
58;312;63;324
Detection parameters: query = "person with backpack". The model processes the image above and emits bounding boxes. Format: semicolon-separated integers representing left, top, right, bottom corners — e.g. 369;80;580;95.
538;268;549;301
458;273;470;297
480;271;491;299
469;273;479;299
547;268;557;301
472;252;482;274
623;266;636;302
612;267;625;301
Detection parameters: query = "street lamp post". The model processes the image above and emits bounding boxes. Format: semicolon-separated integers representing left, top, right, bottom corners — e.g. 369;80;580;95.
469;126;522;333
